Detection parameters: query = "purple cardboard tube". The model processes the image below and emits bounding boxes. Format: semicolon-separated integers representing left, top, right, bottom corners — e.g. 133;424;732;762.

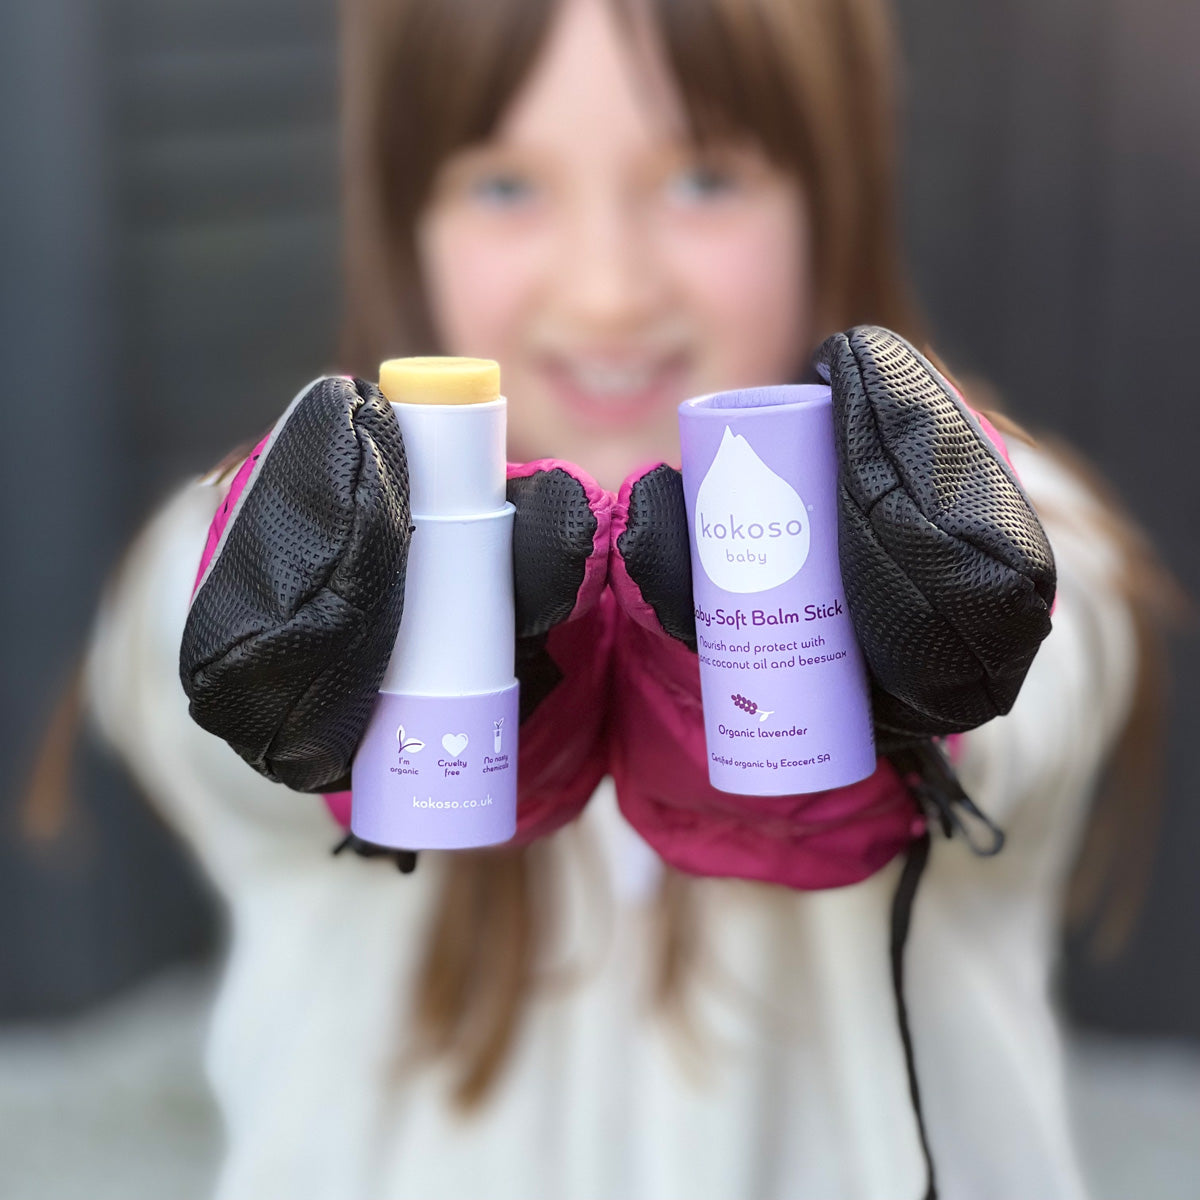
678;384;876;796
351;686;519;850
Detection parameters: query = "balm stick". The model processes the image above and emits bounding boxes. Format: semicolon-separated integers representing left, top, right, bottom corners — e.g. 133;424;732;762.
351;358;519;849
679;384;876;796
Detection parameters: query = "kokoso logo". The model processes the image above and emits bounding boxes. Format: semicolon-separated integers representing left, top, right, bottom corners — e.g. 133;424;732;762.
697;512;806;542
694;426;810;592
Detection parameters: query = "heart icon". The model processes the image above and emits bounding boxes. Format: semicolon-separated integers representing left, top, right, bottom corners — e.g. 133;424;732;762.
441;732;469;757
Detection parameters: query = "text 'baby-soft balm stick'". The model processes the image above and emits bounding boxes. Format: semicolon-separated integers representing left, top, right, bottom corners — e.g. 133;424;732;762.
678;384;875;796
351;358;518;849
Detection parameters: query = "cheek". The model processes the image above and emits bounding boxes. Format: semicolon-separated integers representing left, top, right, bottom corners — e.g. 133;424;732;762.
418;212;546;356
666;200;811;383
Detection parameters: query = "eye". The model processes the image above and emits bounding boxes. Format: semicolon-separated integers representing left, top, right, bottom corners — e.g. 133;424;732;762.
666;162;740;205
468;170;537;209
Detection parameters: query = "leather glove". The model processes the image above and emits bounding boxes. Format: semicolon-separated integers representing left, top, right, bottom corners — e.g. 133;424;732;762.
607;326;1057;885
180;377;611;844
811;326;1056;747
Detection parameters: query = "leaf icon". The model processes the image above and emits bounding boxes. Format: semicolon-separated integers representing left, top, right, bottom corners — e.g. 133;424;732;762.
396;726;424;754
758;710;774;723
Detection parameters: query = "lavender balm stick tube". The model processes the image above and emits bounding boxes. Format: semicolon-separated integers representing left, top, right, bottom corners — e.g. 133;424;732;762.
678;385;876;796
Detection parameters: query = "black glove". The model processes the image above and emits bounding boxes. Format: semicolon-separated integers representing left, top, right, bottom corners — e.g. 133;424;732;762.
618;326;1056;753
180;376;604;795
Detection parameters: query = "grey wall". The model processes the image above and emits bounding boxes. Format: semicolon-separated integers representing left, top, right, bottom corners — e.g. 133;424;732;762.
0;0;341;1015
896;0;1200;1036
1;0;1196;1033
0;0;212;1014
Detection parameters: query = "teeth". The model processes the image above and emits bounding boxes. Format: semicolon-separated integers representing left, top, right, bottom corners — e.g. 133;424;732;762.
567;362;656;397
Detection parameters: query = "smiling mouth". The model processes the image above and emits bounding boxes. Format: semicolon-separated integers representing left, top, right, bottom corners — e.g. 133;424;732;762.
541;353;689;427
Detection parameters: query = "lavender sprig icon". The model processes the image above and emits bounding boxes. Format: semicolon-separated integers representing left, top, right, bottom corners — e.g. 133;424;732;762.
731;693;774;723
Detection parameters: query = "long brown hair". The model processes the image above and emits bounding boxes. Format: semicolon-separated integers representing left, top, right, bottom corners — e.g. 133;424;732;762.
338;0;921;1107
332;0;1183;1108
339;0;919;370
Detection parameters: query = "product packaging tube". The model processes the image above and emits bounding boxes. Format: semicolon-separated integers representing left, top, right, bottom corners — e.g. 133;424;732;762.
678;384;876;796
351;358;519;849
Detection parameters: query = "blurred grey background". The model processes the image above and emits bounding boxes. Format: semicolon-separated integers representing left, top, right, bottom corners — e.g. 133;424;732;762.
0;0;1197;1182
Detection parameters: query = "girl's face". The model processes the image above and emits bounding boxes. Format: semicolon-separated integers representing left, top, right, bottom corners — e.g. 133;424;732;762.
418;0;813;488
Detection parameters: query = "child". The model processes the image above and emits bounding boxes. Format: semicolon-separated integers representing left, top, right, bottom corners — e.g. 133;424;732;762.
86;0;1161;1196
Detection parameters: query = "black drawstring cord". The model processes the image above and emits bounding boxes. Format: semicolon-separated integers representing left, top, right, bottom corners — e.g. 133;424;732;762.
332;832;418;874
890;830;937;1200
891;741;1005;857
887;739;1008;1200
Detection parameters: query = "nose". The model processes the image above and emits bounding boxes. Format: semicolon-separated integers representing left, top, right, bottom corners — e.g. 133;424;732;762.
555;190;666;333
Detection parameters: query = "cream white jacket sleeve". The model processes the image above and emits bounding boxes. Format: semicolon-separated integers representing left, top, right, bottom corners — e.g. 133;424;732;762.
85;478;438;1200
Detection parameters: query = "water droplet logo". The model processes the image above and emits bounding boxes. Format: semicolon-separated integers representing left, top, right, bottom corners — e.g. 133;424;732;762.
694;427;809;592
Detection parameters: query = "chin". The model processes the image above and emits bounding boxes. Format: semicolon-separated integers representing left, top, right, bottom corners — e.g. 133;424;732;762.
509;407;681;492
576;434;680;491
511;370;687;481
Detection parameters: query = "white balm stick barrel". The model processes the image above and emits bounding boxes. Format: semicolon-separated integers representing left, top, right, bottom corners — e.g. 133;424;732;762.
351;358;518;849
